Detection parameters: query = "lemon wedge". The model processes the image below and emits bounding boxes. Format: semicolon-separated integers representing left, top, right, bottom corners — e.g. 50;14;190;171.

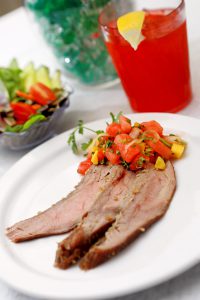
117;11;145;50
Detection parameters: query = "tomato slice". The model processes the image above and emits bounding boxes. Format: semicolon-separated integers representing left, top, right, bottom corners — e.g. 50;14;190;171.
30;83;56;105
106;123;122;137
121;144;141;163
147;140;172;160
16;90;35;101
119;115;132;134
141;120;163;136
11;102;36;122
31;104;42;111
77;158;92;175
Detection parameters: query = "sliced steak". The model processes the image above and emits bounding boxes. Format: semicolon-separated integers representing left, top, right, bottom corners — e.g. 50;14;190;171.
80;161;176;270
6;165;124;243
55;170;139;269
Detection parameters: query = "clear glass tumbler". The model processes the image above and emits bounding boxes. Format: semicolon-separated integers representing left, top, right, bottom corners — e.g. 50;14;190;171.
99;0;192;112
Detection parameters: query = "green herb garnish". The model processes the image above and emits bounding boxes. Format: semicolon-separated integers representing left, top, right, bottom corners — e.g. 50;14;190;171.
68;120;105;154
110;111;123;123
81;139;93;151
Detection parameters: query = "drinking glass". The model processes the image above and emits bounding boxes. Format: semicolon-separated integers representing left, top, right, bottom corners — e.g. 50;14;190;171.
99;0;192;112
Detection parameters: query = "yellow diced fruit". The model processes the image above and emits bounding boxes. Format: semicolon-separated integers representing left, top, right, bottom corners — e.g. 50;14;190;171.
91;150;99;165
134;122;141;128
155;157;166;170
91;146;99;153
171;143;185;159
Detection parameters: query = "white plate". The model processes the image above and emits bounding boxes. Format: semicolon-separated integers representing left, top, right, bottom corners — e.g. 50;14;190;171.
0;113;200;300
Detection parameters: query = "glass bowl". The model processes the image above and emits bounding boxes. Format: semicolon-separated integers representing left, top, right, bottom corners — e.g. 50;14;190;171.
0;88;71;150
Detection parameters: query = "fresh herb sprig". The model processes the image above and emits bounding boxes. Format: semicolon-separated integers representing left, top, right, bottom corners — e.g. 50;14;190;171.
110;111;123;123
68;120;104;154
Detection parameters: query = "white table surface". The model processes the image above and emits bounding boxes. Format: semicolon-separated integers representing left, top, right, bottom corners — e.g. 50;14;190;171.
1;2;200;299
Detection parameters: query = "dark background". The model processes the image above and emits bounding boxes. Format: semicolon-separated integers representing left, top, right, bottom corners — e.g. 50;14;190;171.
0;0;22;16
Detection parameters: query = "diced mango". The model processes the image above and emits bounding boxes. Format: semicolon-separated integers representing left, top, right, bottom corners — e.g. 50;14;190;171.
91;150;99;165
155;156;166;170
91;146;99;153
171;143;185;159
134;122;141;128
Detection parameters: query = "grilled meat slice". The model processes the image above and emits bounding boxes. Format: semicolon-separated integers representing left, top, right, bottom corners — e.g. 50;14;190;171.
55;170;139;269
6;165;124;243
80;161;176;270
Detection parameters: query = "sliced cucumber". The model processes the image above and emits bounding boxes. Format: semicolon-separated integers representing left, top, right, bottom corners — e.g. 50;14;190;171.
51;70;62;89
21;62;37;92
36;66;52;88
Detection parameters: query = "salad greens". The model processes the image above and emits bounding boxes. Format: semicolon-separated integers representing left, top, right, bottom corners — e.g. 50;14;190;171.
0;58;62;101
0;59;66;134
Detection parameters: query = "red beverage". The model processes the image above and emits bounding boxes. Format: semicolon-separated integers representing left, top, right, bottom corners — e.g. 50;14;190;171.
99;2;192;112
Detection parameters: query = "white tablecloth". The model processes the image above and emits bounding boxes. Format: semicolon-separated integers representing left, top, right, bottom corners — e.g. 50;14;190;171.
1;1;200;299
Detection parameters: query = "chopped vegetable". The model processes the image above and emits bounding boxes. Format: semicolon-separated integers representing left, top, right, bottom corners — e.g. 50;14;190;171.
22;114;46;131
0;59;67;133
77;158;92;175
155;156;166;170
106;123;122;137
119;115;132;133
36;66;51;88
91;150;99;165
5;124;23;133
51;70;62;89
21;62;37;92
69;113;187;175
30;82;56;105
15;90;35;101
11;102;36;122
141;120;163;136
171;143;185;159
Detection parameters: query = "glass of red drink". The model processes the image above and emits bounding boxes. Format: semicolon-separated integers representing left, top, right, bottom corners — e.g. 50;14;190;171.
99;0;192;112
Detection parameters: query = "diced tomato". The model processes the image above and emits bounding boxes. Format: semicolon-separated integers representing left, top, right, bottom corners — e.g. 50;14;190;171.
142;129;160;143
130;153;150;170
114;134;132;153
106;123;122;137
98;149;105;162
30;83;56;105
77;158;92;175
16;90;35;101
119;115;132;134
141;120;163;136
129;127;142;139
147;140;172;160
11;102;36;122
121;144;141;163
98;136;109;143
105;148;120;165
114;134;132;145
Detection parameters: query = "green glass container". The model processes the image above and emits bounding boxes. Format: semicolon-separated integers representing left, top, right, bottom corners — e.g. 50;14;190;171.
25;0;117;86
